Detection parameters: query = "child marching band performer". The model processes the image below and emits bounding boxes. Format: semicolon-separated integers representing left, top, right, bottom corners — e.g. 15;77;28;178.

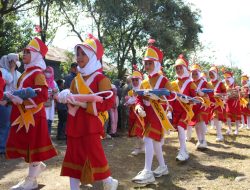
125;71;145;155
189;64;212;149
6;37;58;190
132;43;173;184
58;34;118;190
223;71;241;135
171;55;198;161
208;66;226;141
239;75;250;130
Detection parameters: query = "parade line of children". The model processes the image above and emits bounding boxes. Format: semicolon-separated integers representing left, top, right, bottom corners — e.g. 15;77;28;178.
0;35;249;190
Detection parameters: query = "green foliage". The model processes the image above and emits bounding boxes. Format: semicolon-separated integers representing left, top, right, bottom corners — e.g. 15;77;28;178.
59;51;75;75
0;13;35;57
83;0;202;79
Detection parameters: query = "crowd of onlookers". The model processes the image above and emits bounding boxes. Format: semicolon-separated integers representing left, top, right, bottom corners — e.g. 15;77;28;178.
0;57;132;157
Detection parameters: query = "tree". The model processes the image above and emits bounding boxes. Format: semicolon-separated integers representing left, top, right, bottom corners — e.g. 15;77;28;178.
84;0;202;79
0;12;35;56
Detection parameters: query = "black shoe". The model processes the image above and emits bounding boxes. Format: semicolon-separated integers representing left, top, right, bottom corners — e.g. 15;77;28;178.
57;135;67;140
110;133;119;137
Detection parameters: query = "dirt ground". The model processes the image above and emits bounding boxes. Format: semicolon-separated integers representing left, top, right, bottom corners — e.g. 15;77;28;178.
0;124;250;190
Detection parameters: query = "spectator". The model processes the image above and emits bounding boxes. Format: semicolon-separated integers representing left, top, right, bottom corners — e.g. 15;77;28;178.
109;84;119;137
64;63;77;89
56;79;67;140
44;66;58;135
120;76;132;128
0;53;21;155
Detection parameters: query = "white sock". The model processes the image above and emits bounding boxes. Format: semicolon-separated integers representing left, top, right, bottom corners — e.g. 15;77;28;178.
214;119;223;138
153;139;165;167
70;177;80;190
200;121;207;141
247;116;250;128
103;176;113;184
178;126;187;153
28;162;42;178
195;123;202;142
186;126;193;140
227;118;232;132
143;137;154;171
235;121;240;132
241;115;245;127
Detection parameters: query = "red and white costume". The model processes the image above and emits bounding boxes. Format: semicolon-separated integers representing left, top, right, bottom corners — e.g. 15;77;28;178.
132;43;172;184
208;66;226;141
224;71;241;135
240;75;250;129
6;37;57;190
58;34;118;190
188;64;212;149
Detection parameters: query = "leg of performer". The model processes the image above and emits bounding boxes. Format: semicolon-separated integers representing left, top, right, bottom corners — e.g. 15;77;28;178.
214;118;224;141
226;118;232;135
176;126;189;161
131;137;144;156
10;162;46;190
28;162;46;178
200;121;208;149
235;121;240;135
240;115;245;129
143;137;154;171
186;125;193;141
70;177;80;190
103;176;118;190
195;122;202;148
132;137;155;184
247;116;250;130
152;139;169;177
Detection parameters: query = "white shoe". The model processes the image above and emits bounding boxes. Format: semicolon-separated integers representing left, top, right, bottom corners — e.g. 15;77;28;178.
234;130;238;135
247;126;250;130
226;129;232;135
153;165;169;177
176;151;189;162
131;148;144;156
103;178;118;190
216;136;224;142
239;125;245;130
10;177;38;190
197;140;207;149
132;170;155;184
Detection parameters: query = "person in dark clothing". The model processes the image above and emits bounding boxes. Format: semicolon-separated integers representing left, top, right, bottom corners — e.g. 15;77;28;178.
56;79;67;140
64;63;77;89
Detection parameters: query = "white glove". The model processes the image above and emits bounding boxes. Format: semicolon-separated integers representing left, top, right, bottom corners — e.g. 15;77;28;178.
126;97;136;105
58;89;71;104
179;96;189;104
167;111;172;120
6;93;23;105
136;106;146;117
67;96;87;108
197;90;205;96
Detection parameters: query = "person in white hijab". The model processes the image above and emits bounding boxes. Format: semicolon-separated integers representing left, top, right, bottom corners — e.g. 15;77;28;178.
0;53;21;156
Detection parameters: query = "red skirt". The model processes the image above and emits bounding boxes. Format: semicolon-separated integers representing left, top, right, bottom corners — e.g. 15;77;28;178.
61;134;111;184
6;112;57;163
128;109;143;138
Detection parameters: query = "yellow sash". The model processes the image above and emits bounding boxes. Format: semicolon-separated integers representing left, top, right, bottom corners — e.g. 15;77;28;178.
75;73;108;126
141;80;174;131
12;103;43;133
240;97;248;108
171;81;194;122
